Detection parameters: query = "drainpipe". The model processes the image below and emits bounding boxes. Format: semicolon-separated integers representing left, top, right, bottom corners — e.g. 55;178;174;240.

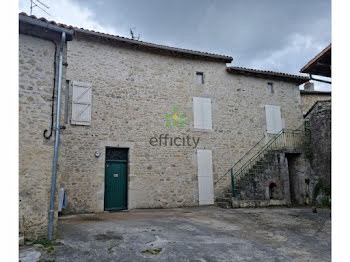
48;32;66;240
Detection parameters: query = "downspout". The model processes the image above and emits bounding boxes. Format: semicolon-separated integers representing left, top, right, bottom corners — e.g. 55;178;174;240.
48;32;66;240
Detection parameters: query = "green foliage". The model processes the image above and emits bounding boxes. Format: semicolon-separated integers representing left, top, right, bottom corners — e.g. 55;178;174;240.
33;239;53;246
321;196;329;207
312;180;331;207
43;246;55;254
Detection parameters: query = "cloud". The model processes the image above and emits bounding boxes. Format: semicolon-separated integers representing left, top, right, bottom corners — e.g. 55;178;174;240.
18;0;331;91
18;0;119;35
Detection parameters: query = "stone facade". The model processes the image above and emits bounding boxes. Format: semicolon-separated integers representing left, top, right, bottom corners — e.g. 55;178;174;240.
19;33;68;240
300;91;331;115
235;153;289;201
19;20;306;240
59;33;304;214
306;100;331;205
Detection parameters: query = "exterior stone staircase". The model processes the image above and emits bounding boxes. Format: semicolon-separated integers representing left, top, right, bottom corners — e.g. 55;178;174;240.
215;127;309;208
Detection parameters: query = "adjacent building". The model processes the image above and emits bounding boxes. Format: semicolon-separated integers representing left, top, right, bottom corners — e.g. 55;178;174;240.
300;44;331;115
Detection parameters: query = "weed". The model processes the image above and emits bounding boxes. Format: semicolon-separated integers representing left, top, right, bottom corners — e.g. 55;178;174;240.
43;246;55;254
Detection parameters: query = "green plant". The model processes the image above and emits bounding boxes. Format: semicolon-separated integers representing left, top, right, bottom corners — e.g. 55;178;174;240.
33;239;53;246
312;180;331;207
43;246;55;254
321;196;329;207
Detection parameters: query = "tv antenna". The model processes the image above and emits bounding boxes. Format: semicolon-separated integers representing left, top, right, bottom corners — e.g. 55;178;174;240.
129;28;140;40
30;0;51;17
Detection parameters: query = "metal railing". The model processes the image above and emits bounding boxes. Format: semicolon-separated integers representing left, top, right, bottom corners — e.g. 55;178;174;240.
215;126;310;197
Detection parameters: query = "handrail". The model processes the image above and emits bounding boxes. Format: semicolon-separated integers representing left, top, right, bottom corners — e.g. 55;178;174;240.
234;130;285;178
235;129;307;179
214;134;265;185
214;126;309;194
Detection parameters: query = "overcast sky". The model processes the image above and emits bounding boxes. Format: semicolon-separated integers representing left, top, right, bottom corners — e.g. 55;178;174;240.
19;0;331;91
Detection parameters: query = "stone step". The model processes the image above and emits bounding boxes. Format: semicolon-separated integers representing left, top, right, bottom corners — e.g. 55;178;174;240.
217;202;231;208
216;197;231;203
224;192;232;198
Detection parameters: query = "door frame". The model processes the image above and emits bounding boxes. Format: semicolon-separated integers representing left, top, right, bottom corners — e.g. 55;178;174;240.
104;147;129;211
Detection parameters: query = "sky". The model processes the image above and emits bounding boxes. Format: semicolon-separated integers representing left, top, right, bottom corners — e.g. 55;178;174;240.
19;0;331;91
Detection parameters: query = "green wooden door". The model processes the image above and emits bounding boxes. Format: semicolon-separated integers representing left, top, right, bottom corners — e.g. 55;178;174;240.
104;160;127;210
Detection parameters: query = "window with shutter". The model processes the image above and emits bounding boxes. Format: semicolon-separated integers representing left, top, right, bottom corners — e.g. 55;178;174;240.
193;97;212;130
265;105;282;134
71;81;92;126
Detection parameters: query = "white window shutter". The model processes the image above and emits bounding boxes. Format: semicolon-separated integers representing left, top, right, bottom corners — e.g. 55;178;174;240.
193;97;212;130
202;98;212;130
71;81;92;125
265;105;282;134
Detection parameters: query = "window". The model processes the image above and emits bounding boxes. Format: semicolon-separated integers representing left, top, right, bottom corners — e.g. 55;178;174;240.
193;97;212;130
267;82;274;94
265;105;282;134
196;72;204;84
71;81;92;125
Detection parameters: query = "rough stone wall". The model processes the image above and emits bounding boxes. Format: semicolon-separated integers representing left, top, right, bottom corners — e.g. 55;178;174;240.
19;33;67;240
300;93;331;115
286;153;312;205
307;100;331;202
234;153;289;201
55;34;304;214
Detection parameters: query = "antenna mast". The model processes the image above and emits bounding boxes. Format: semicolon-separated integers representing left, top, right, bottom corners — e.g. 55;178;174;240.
30;0;51;16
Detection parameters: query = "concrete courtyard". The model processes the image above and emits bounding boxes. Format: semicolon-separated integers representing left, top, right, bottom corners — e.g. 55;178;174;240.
20;206;331;261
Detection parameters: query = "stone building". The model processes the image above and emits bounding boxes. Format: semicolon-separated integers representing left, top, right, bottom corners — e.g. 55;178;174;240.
19;13;310;240
300;82;331;115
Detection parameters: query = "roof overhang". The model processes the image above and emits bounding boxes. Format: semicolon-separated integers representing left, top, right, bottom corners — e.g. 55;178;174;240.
19;14;74;40
19;13;232;63
74;28;233;63
227;66;309;84
300;44;331;78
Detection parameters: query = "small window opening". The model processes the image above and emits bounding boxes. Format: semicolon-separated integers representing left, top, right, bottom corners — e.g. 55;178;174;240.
196;72;204;84
269;182;277;199
267;82;274;94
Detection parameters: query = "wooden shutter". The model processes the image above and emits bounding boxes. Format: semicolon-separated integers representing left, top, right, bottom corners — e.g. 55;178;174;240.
193;97;212;130
197;149;214;205
71;81;92;125
265;105;282;134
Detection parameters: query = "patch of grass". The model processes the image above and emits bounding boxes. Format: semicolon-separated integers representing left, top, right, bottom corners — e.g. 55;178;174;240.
33;239;53;246
43;246;55;254
141;248;162;255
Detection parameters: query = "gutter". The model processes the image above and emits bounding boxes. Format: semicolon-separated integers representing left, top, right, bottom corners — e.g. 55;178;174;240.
226;67;309;84
48;32;66;240
19;14;73;40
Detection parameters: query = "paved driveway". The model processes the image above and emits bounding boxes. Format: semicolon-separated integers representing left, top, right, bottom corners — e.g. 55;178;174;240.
20;206;331;261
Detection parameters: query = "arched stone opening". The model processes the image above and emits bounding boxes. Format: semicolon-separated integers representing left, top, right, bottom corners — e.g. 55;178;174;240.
269;182;277;200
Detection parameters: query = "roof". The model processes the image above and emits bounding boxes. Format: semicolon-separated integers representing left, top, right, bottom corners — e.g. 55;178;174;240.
19;12;232;63
226;66;309;84
300;90;331;95
300;44;331;77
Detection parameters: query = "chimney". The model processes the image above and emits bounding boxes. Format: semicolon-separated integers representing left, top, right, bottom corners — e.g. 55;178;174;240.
304;81;314;91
